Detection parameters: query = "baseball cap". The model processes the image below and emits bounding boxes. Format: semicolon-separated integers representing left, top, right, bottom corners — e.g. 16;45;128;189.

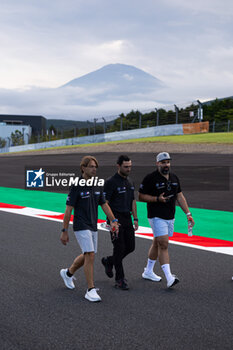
156;152;171;162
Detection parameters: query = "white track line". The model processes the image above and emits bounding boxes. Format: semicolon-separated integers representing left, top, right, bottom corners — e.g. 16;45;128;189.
0;206;233;256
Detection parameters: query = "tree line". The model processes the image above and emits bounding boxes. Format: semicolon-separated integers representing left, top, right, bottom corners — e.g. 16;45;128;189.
36;97;233;139
1;97;232;147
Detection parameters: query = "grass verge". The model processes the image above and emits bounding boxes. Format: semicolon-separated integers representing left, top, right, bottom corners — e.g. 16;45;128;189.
1;132;233;155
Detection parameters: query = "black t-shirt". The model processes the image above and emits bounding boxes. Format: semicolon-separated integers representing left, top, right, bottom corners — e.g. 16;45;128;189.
66;181;106;231
139;170;181;220
104;172;135;214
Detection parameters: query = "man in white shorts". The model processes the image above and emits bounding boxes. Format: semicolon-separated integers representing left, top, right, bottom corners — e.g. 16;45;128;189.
60;155;119;302
138;152;194;288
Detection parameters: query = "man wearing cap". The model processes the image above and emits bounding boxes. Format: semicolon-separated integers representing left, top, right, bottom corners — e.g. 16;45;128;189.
138;152;194;288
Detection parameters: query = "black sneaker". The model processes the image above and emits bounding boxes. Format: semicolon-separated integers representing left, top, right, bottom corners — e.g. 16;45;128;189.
115;278;129;290
101;257;113;278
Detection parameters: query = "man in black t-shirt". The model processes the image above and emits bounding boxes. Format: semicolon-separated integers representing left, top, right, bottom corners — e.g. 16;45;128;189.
60;155;119;302
102;155;138;290
139;152;194;288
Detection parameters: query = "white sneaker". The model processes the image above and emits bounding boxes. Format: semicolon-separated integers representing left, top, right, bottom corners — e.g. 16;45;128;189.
85;288;101;302
167;274;179;288
60;269;75;289
142;268;162;282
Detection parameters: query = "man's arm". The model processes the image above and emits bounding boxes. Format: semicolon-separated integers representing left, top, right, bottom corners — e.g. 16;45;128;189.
101;202;119;233
176;192;195;226
60;205;73;245
138;192;168;203
132;199;138;230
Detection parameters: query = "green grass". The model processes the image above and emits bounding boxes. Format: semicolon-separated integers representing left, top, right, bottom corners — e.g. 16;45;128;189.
35;132;233;148
146;132;233;144
1;132;233;155
94;132;233;144
0;186;233;241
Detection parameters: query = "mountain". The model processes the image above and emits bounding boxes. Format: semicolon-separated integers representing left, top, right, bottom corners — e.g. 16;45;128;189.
46;118;114;130
46;119;88;130
60;63;164;100
0;64;167;121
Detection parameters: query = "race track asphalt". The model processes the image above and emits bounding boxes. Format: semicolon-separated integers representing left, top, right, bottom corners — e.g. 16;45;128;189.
0;151;233;349
0;151;233;211
1;211;233;350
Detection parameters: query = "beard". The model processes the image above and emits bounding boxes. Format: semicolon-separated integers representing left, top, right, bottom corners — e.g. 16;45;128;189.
119;170;129;177
161;166;169;175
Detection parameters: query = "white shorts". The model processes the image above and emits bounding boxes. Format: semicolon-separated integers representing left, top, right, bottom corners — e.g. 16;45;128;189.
148;217;175;238
74;230;98;253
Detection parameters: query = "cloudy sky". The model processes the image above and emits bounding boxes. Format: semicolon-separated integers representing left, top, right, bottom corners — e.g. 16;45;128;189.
0;0;233;119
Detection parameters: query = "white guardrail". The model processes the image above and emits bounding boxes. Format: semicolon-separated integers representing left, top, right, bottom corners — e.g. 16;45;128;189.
0;123;184;153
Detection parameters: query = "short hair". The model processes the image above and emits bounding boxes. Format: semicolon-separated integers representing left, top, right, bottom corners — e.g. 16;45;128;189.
80;155;99;173
117;155;130;166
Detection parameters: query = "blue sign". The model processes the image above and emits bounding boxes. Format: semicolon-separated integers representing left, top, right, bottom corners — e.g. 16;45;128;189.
26;168;45;188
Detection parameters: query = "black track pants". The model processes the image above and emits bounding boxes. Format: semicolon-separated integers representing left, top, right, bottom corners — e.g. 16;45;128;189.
107;212;135;281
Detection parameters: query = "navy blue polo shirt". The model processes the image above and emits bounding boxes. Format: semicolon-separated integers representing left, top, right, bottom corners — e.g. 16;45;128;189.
104;172;135;214
66;181;106;231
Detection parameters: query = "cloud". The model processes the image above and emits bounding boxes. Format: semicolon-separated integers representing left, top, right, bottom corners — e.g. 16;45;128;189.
162;0;233;16
0;0;232;118
0;81;167;121
0;77;231;122
123;74;134;81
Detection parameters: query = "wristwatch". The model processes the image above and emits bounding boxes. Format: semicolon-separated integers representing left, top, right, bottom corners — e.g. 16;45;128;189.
61;228;68;232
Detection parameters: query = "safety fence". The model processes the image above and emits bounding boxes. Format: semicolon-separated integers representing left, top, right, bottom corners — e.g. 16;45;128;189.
0;123;183;153
0;122;211;154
